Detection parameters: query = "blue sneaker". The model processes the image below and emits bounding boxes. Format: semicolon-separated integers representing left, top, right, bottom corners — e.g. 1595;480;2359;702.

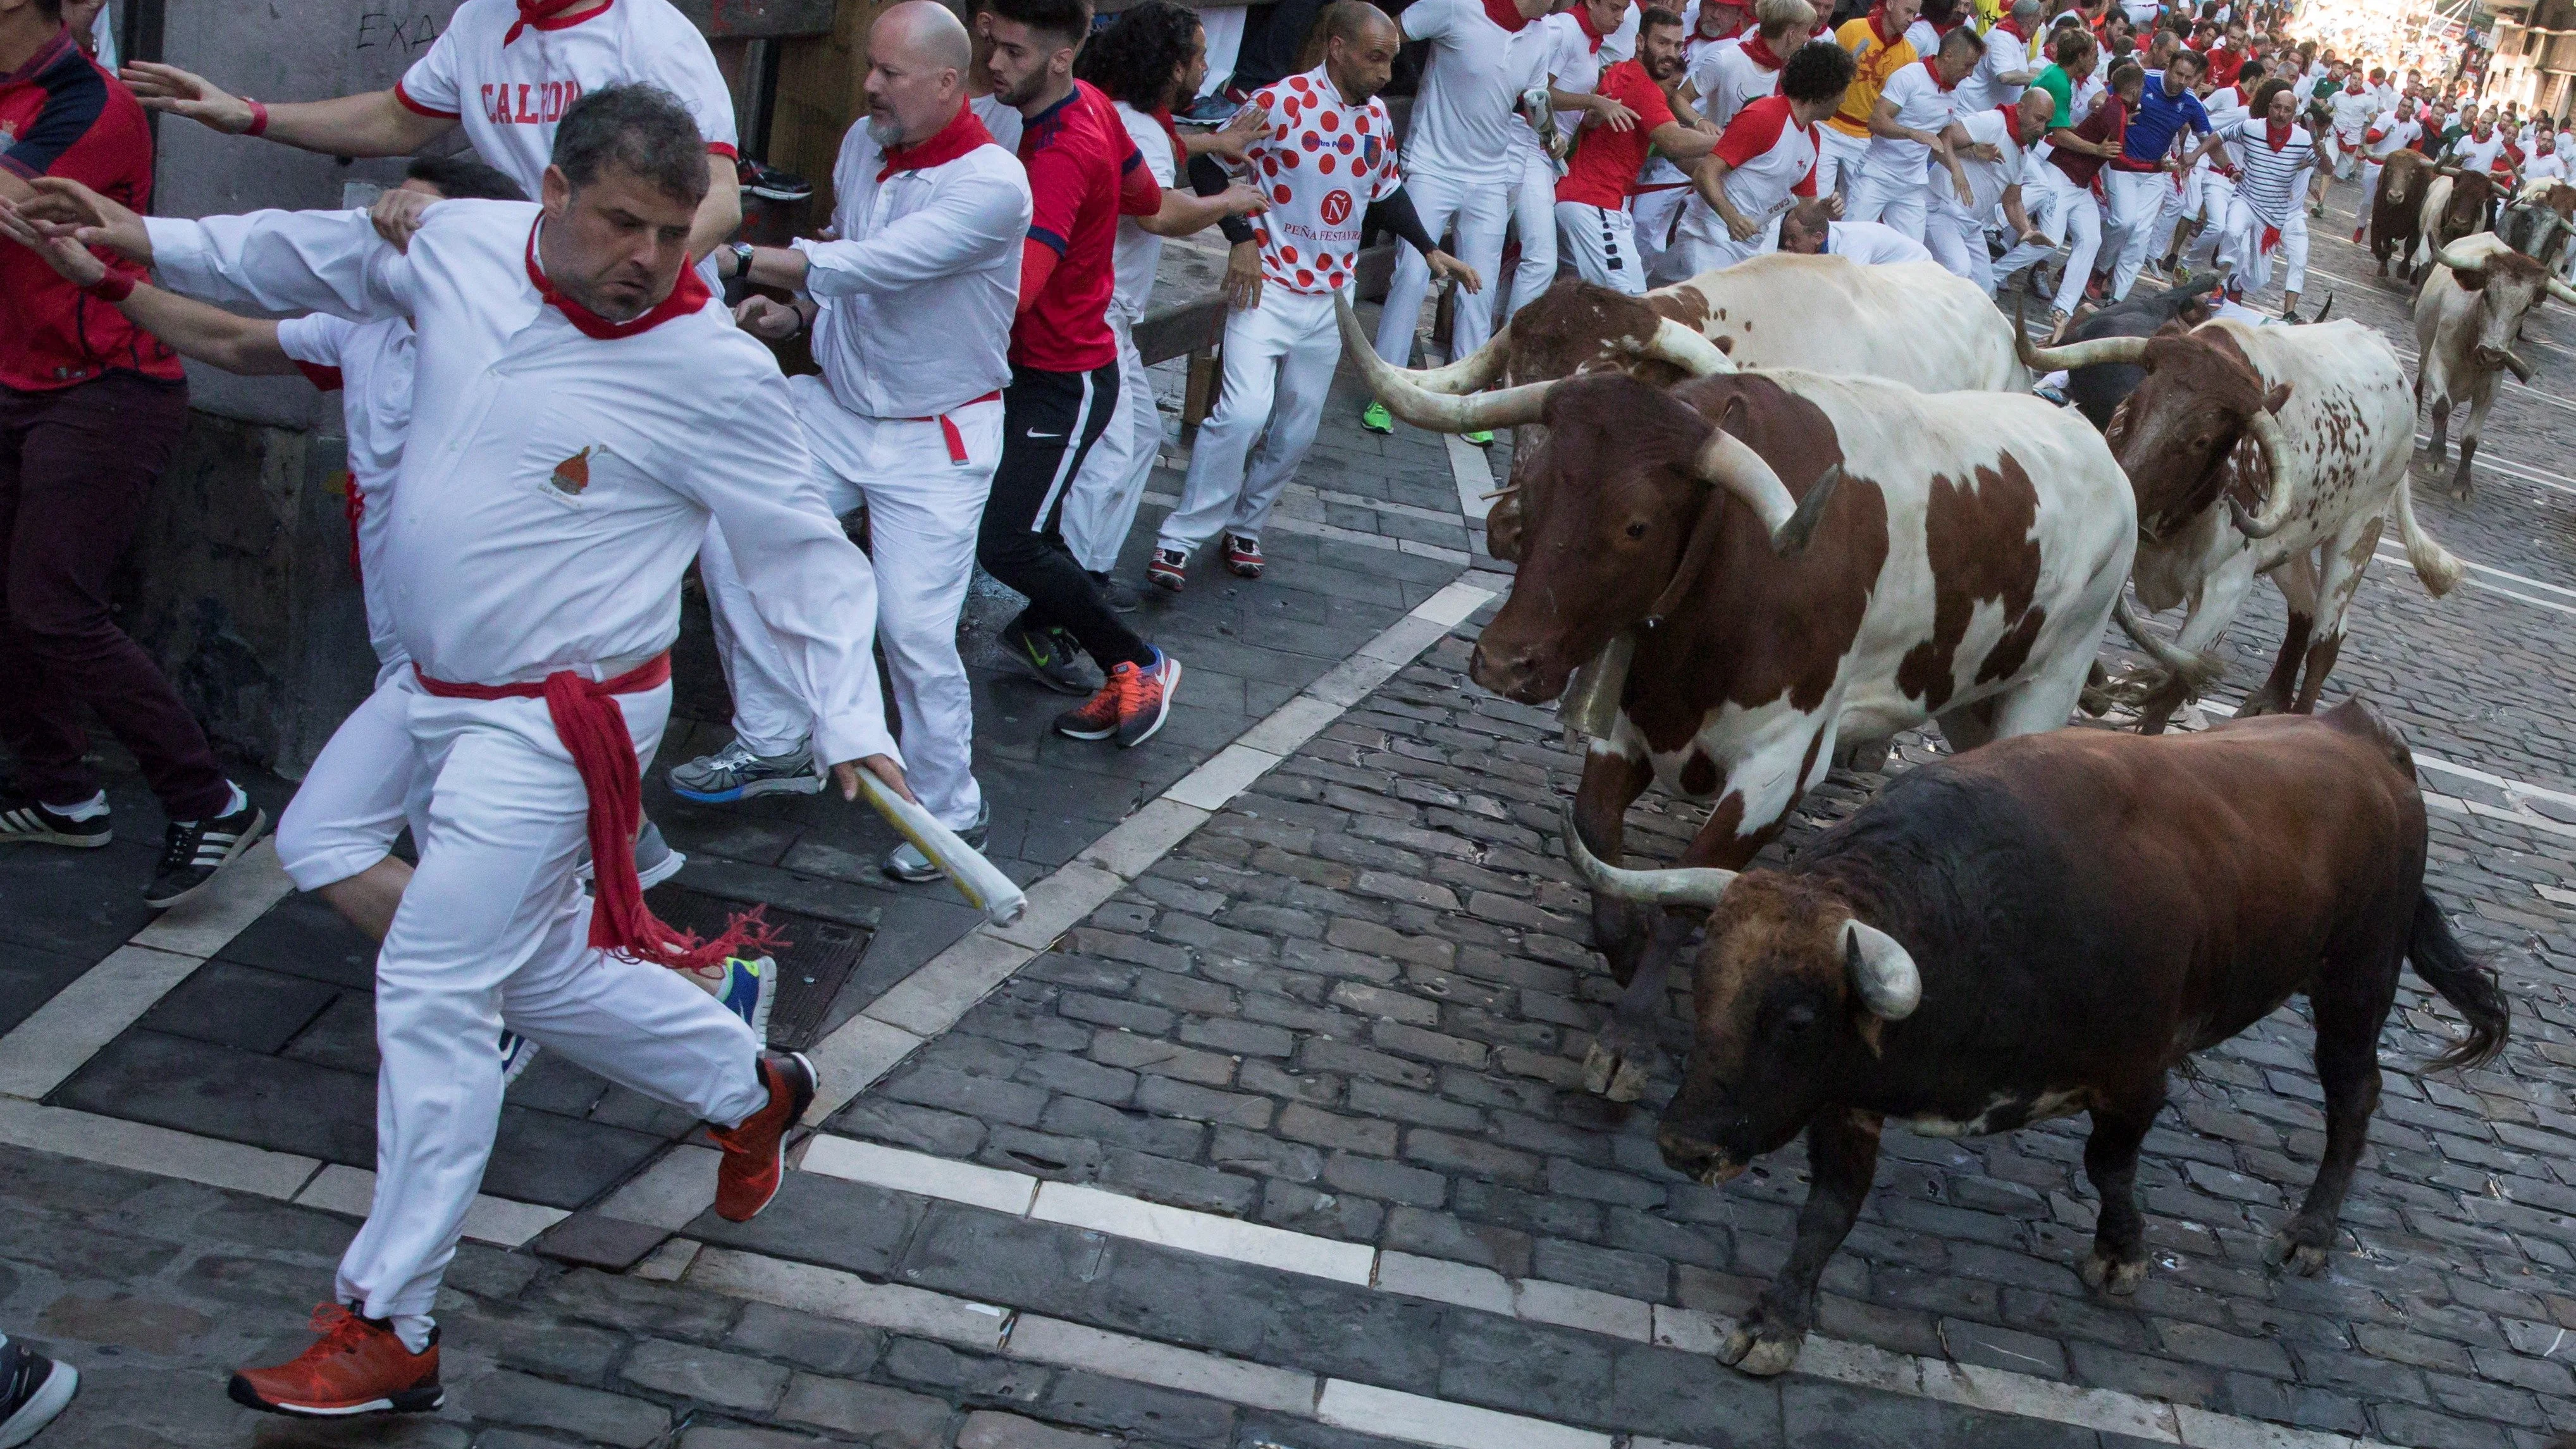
667;738;824;804
498;1031;539;1086
710;955;779;1044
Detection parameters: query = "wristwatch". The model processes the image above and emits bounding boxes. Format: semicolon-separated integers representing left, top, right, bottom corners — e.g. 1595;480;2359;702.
727;241;756;280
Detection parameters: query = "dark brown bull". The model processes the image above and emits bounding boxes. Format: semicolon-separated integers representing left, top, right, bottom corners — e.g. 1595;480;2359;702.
2413;168;2499;283
1566;702;2508;1377
2368;149;2431;280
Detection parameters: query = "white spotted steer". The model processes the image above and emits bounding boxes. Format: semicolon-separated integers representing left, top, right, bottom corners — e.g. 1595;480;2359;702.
1339;298;2138;1100
2018;319;2460;732
2414;233;2576;497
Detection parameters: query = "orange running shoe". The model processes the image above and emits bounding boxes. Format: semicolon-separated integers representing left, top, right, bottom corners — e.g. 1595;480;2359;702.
1053;650;1180;748
712;1051;815;1221
228;1304;441;1418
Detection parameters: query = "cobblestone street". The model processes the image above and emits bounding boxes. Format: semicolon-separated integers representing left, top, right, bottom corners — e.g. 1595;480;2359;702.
4;179;2575;1449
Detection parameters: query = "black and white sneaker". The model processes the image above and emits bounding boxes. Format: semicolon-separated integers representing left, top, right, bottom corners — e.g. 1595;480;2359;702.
0;1335;78;1449
143;793;269;911
0;791;109;849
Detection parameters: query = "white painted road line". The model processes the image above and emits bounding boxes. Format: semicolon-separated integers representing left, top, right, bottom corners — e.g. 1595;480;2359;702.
292;1162;567;1248
2374;547;2576;617
0;1098;321;1200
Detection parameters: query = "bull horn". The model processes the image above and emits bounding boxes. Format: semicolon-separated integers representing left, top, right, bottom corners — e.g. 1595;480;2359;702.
1334;295;1552;435
1560;803;1739;910
1400;324;1515;395
1693;427;1841;553
2502;349;2537;384
2229;403;2297;539
2308;293;2334;324
2435;241;2487;273
2550;278;2576;306
1843;920;1921;1021
2013;299;2151;372
1620;317;1737;377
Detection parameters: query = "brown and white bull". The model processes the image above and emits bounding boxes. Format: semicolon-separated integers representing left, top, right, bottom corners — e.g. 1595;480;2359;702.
1379;253;2030;398
1340;298;2137;1101
2415;233;2576;496
1564;703;2508;1377
2018;319;2459;732
2410;169;2499;280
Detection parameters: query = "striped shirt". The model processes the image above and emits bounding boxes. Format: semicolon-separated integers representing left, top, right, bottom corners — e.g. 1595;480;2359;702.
2221;118;2315;226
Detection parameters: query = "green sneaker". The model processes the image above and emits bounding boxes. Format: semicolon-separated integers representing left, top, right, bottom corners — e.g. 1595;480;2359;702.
1360;400;1393;434
1464;429;1494;447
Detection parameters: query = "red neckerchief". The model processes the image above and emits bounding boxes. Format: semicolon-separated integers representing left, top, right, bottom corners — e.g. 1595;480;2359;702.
1482;0;1532;33
524;221;709;340
1150;105;1186;170
1868;5;1901;47
1920;56;1959;92
505;0;607;46
2265;120;2291;151
878;102;995;181
1574;1;1611;51
1742;34;1785;70
1997;16;2029;40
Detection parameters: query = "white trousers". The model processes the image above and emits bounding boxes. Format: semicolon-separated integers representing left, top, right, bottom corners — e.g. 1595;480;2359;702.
2219;197;2309;299
1815;128;1870;203
1061;312;1162;574
703;376;994;830
332;672;766;1321
1554;202;1648;294
1925;203;1994;292
1373;167;1512;366
275;674;431;892
1505;147;1561;321
1632;187;1694;284
350;474;409;688
2028;168;2104;317
2104;167;2172;299
1848;160;1930;241
1160;286;1339;555
1666;200;1773;277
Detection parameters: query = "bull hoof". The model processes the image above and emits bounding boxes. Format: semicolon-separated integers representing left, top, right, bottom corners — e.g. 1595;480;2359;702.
1581;1039;1656;1102
2077;684;2116;717
2235;686;2290;719
2266;1228;2334;1277
1831;736;1891;774
2079;1248;2150;1295
1718;1320;1807;1378
2451;474;2475;502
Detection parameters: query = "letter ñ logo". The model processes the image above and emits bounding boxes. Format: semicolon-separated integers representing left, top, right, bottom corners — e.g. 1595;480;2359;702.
550;447;594;495
1321;189;1353;226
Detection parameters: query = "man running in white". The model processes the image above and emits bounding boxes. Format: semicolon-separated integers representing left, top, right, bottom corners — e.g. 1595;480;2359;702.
14;86;897;1418
1851;25;1979;242
1675;39;1854;271
116;0;744;266
1363;0;1550;443
675;3;1041;884
1927;85;2052;292
1957;0;2040;110
1777;195;1934;259
1150;1;1477;591
1686;0;1811;132
2350;93;2419;242
2215;79;2316;318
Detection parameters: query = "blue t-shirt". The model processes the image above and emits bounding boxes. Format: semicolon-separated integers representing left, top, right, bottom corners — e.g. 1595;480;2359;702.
2119;71;2212;164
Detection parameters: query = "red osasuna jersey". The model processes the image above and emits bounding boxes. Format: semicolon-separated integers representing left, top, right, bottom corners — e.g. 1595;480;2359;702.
1014;80;1160;373
1241;66;1404;293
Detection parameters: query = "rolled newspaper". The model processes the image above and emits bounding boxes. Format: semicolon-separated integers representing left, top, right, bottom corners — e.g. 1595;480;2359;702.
852;769;1027;925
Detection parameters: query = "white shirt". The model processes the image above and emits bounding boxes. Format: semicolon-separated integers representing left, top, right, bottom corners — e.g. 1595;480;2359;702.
1868;58;1961;176
973;94;1024;154
146;201;892;764
395;0;738;199
1240;66;1405;293
794;110;1031;417
2365;113;2421;159
1700;93;1818;226
2527;149;2569;183
1828;218;1935;261
1534;12;1610;139
2220;116;2314;225
1690;36;1784;132
1109;101;1178;323
1938;106;2026;219
2451;128;2511;175
276;314;415;501
1402;0;1530;176
2329;88;2375;139
1903;18;1941;58
1958;25;2033;111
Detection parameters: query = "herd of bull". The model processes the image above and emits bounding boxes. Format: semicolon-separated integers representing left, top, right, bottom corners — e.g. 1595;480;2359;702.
1319;245;2522;1377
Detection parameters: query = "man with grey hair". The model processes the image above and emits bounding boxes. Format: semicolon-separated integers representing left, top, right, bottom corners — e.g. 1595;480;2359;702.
3;84;903;1417
675;0;1030;884
1957;0;2041;110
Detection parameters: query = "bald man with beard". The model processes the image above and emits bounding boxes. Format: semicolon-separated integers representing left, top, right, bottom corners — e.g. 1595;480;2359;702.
681;1;1033;876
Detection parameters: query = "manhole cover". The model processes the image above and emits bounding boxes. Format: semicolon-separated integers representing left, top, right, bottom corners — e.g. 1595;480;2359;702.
643;884;872;1052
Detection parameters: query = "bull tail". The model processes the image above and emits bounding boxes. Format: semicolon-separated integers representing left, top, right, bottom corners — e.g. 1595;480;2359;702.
2391;472;2463;598
2111;595;2222;689
2407;889;2510;1072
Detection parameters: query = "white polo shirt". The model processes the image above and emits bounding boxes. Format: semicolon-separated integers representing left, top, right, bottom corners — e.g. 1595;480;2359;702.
2365;113;2421;159
147;200;891;764
394;0;739;198
1828;218;1934;261
1938;106;2027;219
792;106;1031;419
1689;35;1785;132
1957;23;2033;111
1109;101;1179;324
2451;128;2511;176
1868;58;1963;176
1402;0;1531;176
1703;94;1818;223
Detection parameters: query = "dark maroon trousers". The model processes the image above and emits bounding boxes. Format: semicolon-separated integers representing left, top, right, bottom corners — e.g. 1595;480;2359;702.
0;373;231;820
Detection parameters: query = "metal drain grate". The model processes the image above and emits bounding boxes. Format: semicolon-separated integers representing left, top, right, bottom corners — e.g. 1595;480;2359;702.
642;884;873;1052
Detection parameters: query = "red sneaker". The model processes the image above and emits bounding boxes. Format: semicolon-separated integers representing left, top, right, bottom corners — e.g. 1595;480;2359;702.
228;1304;441;1417
1147;547;1188;593
712;1051;815;1222
1222;534;1264;579
1054;650;1180;748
